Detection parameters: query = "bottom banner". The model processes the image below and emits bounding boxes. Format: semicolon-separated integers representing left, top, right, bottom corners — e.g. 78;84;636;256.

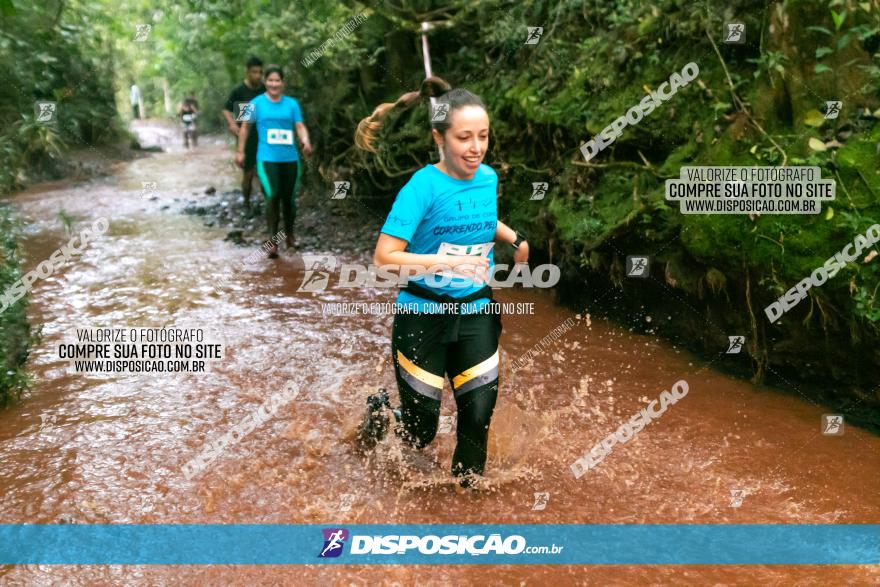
0;524;877;564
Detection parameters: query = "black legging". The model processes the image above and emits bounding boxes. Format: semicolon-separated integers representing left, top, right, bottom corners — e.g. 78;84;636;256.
257;160;299;237
391;308;502;480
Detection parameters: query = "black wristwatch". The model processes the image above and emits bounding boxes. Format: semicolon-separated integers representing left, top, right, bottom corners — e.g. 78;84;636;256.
511;231;526;250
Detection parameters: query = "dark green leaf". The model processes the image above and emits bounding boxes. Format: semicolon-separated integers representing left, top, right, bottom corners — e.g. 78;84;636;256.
806;25;833;35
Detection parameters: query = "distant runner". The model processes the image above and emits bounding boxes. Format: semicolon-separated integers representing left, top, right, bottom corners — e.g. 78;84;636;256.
130;82;141;120
236;65;312;257
354;76;530;487
178;94;199;149
223;56;265;210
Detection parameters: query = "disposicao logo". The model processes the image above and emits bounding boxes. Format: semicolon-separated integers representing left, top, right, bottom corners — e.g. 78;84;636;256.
298;255;338;293
316;530;562;557
318;528;349;558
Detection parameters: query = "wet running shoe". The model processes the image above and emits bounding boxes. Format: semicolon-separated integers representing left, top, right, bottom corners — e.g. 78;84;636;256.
357;388;392;449
267;242;279;259
285;233;296;250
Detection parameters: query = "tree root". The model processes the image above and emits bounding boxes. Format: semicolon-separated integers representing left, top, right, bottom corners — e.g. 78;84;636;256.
744;262;767;383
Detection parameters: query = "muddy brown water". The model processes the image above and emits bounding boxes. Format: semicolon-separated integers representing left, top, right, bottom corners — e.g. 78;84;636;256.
0;122;877;585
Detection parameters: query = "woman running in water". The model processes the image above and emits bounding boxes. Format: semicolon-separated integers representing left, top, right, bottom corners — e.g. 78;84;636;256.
236;65;312;257
355;76;529;487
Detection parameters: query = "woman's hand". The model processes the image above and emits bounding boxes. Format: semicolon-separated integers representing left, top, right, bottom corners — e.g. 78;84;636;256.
235;151;244;168
301;141;313;158
513;241;529;265
444;255;490;285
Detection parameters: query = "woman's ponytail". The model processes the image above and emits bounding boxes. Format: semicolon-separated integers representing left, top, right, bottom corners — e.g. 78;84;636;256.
355;76;453;153
419;76;452;99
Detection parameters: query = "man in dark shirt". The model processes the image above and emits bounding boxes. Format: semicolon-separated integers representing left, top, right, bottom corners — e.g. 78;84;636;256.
223;56;265;210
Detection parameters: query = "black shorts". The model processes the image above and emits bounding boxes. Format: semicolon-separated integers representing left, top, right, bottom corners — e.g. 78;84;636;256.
243;130;258;171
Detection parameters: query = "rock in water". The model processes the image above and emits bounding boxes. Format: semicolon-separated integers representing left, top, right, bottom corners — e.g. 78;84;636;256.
224;230;245;245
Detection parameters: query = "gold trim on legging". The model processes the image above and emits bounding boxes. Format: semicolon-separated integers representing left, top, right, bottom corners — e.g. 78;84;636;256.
396;350;443;400
452;350;499;396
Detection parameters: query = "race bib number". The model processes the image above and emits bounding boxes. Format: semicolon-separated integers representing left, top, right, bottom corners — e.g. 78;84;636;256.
267;128;293;145
437;242;494;257
181;113;194;122
434;242;494;279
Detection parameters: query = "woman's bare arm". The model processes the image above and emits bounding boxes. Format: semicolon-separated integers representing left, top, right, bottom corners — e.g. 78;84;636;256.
237;122;250;153
495;220;529;264
234;122;250;167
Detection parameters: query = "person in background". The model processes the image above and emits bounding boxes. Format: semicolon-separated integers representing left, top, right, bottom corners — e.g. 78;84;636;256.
223;56;266;211
236;65;312;257
130;82;141;119
178;93;200;148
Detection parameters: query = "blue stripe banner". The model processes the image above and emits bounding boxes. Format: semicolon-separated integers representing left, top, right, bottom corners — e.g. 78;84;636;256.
0;524;877;565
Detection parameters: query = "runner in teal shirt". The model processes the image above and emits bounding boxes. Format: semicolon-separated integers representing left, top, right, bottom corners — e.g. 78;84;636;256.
250;92;304;162
380;162;498;313
236;65;312;256
355;76;532;487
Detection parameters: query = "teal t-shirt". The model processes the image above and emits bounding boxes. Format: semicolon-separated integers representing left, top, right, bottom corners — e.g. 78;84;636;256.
250;93;303;162
380;163;498;313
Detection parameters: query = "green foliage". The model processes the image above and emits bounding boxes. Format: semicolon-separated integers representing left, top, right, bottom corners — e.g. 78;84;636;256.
747;51;788;79
0;206;34;406
0;0;122;193
811;0;880;80
854;284;880;326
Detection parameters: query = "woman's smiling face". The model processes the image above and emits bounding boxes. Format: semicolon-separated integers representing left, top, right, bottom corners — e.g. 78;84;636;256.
433;105;489;180
265;72;283;96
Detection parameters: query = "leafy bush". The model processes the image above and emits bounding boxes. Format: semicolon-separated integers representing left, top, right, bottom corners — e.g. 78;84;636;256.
0;0;122;193
0;206;33;406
